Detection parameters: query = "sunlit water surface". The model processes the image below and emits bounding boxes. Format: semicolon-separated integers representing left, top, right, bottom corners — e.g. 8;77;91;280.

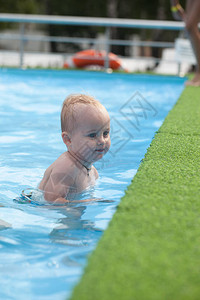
0;70;185;299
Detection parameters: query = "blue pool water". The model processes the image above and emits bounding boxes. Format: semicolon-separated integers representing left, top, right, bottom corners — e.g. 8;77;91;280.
0;69;185;299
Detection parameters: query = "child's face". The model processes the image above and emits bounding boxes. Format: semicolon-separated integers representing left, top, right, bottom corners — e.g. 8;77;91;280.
67;104;111;164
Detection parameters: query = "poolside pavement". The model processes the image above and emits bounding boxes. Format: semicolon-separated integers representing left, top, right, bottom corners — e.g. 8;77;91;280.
0;49;191;75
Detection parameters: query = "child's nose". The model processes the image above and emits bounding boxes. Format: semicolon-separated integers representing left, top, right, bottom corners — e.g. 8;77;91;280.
97;135;105;145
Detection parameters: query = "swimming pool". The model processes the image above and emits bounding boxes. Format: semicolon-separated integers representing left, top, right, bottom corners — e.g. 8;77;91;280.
0;69;185;300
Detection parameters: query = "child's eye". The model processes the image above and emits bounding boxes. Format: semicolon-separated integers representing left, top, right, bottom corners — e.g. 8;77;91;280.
103;130;109;137
88;133;97;138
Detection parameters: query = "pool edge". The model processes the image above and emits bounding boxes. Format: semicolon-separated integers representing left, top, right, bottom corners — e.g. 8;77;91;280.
69;85;200;300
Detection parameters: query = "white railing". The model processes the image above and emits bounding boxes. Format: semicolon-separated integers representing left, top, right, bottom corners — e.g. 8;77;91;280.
0;13;186;70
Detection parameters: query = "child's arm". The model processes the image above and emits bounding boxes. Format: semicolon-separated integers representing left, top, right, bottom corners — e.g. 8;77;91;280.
40;170;101;204
41;171;74;203
53;197;102;204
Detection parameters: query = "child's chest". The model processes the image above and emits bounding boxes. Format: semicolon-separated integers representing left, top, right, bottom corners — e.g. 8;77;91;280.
73;168;96;192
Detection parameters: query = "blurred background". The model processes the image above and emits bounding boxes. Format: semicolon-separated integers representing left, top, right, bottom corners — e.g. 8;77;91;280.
0;0;190;73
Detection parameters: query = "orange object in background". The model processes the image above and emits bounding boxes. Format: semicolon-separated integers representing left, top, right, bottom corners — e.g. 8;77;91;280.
63;49;127;71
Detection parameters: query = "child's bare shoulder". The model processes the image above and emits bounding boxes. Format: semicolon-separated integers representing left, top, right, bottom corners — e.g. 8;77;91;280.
39;152;75;190
50;152;76;179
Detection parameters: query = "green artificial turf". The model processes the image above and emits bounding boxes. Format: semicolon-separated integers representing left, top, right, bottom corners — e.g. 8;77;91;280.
70;86;200;300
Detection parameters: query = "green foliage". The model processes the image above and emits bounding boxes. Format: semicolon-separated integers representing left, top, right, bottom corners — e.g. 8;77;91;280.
70;83;200;300
44;0;106;17
0;0;42;14
0;0;43;29
0;0;184;19
0;0;186;53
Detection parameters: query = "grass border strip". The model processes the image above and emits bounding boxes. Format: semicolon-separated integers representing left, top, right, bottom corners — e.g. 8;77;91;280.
70;86;200;300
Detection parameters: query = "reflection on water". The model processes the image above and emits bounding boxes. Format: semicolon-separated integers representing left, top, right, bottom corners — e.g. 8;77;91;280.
0;195;115;300
49;205;102;248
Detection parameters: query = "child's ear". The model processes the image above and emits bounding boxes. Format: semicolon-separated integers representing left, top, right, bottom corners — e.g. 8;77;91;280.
62;131;71;147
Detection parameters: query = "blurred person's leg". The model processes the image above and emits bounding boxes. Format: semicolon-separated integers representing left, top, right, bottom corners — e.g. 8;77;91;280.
185;0;200;86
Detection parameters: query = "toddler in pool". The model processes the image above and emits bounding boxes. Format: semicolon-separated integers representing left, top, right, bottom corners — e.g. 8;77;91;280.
39;94;111;204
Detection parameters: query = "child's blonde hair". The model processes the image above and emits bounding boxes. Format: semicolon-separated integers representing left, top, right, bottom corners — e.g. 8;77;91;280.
61;94;103;133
